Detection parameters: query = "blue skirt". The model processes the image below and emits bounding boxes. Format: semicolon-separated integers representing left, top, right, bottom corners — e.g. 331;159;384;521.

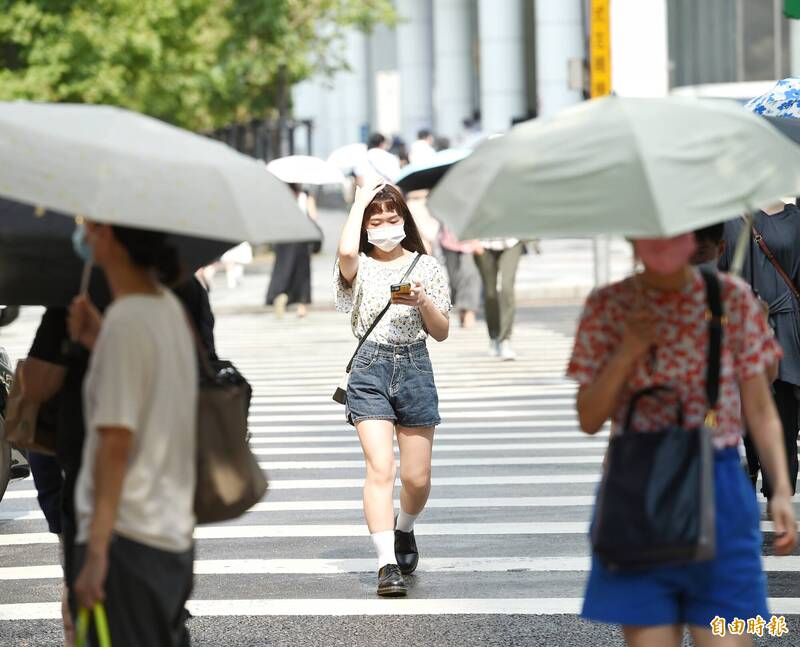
582;447;768;627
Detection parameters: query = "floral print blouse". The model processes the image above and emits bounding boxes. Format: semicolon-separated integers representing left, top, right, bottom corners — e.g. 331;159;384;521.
335;252;451;345
567;270;782;449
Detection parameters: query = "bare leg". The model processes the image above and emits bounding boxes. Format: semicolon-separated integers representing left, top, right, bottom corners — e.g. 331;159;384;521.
356;420;396;532
396;426;435;516
623;625;683;647
690;626;753;647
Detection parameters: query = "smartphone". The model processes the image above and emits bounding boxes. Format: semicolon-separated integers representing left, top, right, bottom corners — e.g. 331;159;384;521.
391;282;412;295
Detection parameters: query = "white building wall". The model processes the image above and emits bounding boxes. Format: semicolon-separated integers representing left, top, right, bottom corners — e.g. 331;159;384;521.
396;0;436;142
433;0;475;140
534;0;584;117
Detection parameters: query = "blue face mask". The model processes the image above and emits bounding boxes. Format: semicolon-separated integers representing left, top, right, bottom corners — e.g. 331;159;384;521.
71;223;92;262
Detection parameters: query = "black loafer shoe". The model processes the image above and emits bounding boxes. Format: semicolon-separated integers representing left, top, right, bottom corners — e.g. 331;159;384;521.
394;528;419;575
377;564;407;597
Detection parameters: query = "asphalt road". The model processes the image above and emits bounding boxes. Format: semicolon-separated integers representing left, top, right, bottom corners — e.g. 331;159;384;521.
1;304;799;646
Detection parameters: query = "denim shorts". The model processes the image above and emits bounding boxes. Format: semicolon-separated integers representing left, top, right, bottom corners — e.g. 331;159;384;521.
582;447;768;627
346;340;441;428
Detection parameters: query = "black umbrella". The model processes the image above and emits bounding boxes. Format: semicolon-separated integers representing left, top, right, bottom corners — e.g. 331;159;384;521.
394;149;471;194
0;199;233;306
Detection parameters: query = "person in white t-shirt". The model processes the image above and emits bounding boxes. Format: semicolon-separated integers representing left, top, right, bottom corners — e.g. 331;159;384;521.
68;222;197;647
408;129;436;166
355;133;401;186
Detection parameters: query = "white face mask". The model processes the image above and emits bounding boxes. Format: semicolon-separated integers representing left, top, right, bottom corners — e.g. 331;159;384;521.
367;223;406;252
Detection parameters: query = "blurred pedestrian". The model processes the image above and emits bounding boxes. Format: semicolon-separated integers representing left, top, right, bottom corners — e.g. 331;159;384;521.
439;226;481;328
266;183;317;319
67;222;198;647
569;232;796;646
355;133;401;186
409;129;436;166
474;239;525;360
719;202;800;504
219;242;253;289
335;183;450;598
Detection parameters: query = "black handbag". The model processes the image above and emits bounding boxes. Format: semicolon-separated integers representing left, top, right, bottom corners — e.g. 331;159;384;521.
591;267;722;571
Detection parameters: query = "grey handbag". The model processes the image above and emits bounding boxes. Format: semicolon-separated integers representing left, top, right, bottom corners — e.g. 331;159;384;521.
333;253;422;405
185;317;267;524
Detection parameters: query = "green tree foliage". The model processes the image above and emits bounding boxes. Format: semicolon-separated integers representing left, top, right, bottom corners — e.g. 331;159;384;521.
0;0;395;131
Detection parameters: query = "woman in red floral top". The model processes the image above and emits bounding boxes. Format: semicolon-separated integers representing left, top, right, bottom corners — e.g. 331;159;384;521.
568;233;797;647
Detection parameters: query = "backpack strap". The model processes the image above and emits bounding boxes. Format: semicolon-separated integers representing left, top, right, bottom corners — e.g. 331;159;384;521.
699;266;725;427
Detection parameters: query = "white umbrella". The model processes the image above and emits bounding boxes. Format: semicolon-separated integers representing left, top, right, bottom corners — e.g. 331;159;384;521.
327;143;367;174
428;96;800;240
0;102;320;244
266;155;346;185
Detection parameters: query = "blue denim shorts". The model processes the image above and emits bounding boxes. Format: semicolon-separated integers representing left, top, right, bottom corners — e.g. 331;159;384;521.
346;340;441;428
582;447;768;628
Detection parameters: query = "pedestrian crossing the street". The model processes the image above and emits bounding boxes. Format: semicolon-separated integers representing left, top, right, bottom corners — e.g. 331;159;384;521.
1;306;799;644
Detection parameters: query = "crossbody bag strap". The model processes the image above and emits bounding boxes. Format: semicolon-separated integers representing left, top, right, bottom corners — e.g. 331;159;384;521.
345;253;422;372
699;267;724;426
752;224;800;303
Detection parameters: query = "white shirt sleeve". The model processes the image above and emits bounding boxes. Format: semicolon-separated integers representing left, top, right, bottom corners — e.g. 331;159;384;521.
88;318;154;434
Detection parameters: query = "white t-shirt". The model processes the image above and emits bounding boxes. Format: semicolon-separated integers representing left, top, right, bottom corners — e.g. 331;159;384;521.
76;290;198;553
409;139;436;166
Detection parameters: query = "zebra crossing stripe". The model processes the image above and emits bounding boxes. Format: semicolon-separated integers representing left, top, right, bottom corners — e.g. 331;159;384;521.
7;556;800;581
250;441;607;454
256;456;603;469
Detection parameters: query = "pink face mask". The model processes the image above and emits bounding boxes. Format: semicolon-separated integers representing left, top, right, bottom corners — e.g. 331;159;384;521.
633;233;698;276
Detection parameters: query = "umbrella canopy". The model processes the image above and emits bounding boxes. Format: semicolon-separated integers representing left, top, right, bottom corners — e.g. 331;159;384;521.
327;143;368;174
0;102;320;244
745;78;800;118
266;155;346;185
428;96;800;240
395;149;471;193
0;198;232;305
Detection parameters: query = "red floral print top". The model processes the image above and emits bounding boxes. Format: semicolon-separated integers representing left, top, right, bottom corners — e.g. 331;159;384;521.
567;270;782;448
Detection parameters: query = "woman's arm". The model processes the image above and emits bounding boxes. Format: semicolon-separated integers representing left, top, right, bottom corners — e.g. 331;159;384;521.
740;373;798;555
576;306;658;434
74;426;133;608
338;182;385;284
417;285;449;342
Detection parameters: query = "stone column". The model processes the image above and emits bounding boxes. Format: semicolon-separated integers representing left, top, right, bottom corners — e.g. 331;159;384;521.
433;0;474;141
478;0;526;132
535;0;584;118
396;0;435;142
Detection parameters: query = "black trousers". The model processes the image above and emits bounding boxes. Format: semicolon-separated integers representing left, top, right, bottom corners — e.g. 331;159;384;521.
744;379;799;499
74;536;194;647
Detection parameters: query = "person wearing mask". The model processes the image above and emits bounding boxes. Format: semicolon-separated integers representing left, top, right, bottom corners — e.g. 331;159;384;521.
569;232;797;647
335;183;450;598
266;183;317;319
718;203;800;507
409;129;437;166
355;133;401;187
474;239;525;360
67;223;198;647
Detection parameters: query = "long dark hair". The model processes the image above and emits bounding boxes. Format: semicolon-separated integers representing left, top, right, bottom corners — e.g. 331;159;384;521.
359;185;427;255
111;225;183;286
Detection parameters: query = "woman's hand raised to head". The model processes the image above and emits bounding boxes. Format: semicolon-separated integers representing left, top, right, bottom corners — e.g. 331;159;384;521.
353;182;386;213
339;182;388;284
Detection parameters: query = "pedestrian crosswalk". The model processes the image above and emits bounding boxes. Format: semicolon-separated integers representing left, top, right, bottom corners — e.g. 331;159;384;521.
1;305;799;643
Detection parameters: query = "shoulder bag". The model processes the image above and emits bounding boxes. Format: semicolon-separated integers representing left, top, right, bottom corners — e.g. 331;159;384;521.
183;315;268;524
751;223;800;304
333;253;422;405
591;267;722;570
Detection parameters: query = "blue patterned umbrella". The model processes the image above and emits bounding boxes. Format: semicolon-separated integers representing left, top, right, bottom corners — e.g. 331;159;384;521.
745;78;800;118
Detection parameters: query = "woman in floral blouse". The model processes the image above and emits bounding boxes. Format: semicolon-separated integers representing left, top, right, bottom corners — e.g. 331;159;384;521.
568;232;797;647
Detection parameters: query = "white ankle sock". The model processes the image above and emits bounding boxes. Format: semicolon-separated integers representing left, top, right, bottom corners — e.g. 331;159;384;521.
396;509;419;533
371;530;397;569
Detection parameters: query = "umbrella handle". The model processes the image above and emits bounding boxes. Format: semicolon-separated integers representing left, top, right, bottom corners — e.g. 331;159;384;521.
729;213;752;277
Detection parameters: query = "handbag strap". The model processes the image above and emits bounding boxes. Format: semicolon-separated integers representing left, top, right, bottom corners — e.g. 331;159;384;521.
622;268;723;432
751;223;800;303
699;266;724;426
345;253;422;372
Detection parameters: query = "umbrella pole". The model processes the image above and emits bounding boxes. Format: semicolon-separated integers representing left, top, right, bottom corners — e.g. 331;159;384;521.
729;212;752;278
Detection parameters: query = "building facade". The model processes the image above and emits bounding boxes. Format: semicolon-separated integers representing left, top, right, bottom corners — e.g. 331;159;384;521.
292;1;800;158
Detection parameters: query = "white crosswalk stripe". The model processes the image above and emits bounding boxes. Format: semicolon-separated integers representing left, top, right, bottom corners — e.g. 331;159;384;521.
0;305;797;635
